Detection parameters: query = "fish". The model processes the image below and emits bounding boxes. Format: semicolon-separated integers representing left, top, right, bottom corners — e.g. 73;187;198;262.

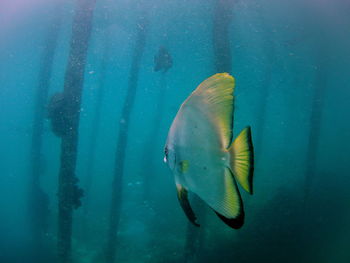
154;46;173;73
164;73;254;229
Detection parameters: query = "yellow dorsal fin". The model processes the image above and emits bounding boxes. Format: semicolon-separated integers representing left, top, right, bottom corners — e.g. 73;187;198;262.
228;126;254;194
186;73;235;149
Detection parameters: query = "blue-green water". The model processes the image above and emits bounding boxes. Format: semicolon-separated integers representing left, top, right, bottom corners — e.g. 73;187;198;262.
1;0;350;262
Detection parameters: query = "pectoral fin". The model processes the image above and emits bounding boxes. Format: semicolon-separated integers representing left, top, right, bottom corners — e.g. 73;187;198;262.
176;183;200;227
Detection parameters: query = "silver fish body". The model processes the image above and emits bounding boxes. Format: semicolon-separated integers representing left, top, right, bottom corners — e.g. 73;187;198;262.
164;73;254;229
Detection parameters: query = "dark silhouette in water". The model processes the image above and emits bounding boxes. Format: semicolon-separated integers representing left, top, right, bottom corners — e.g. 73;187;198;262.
28;1;63;260
106;12;148;263
55;0;96;262
154;46;173;73
304;40;328;202
184;1;234;262
301;7;330;206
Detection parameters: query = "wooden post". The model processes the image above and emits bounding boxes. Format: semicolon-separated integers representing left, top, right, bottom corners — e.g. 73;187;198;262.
142;63;170;199
184;1;234;262
28;1;62;258
56;1;96;262
212;0;234;74
304;44;328;201
105;13;148;263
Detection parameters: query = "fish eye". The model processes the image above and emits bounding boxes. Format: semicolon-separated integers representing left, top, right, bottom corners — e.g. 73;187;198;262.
164;146;169;162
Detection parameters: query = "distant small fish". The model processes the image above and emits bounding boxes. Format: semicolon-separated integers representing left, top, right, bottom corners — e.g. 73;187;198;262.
164;73;254;229
154;46;173;73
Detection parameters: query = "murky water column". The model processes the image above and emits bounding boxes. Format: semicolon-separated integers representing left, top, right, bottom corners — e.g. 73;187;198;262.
184;1;234;262
28;1;62;259
106;13;148;263
56;1;96;262
253;13;275;157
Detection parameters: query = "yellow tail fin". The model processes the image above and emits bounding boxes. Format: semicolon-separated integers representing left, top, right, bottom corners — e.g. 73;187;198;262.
228;126;254;194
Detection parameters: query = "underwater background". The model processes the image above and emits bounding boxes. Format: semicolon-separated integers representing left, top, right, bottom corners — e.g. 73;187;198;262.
1;0;350;262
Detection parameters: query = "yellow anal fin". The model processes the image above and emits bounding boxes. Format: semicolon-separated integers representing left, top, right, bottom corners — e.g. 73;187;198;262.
176;184;200;227
209;168;244;229
228;126;254;194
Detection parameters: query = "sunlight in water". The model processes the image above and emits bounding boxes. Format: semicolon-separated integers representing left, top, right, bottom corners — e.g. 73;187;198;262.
1;0;51;32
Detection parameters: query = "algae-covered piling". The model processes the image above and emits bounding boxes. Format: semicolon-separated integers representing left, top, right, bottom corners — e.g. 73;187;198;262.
56;1;96;262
